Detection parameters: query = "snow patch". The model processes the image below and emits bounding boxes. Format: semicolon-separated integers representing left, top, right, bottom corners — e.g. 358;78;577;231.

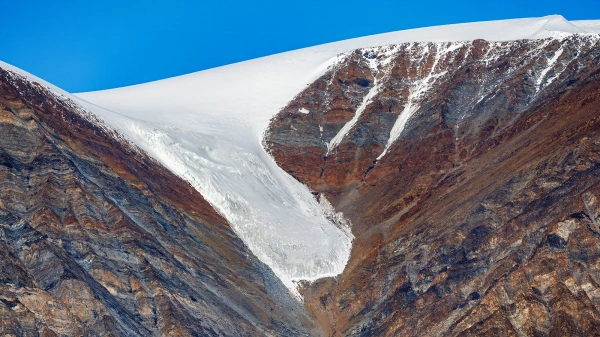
327;45;401;155
327;79;382;155
377;43;460;161
536;47;564;91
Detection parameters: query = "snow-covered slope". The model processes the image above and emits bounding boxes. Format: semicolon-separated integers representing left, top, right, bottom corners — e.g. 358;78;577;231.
21;15;595;295
572;20;600;33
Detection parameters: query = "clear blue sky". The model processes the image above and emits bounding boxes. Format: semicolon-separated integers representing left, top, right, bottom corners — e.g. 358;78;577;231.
2;0;598;92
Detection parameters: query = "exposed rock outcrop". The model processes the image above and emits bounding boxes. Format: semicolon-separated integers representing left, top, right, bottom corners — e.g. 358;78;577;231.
0;68;320;336
267;34;600;336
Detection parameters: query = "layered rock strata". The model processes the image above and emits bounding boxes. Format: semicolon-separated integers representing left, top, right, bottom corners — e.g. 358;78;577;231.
267;35;600;336
0;68;319;336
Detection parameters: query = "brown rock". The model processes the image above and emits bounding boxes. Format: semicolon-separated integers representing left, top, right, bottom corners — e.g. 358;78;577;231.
267;35;600;336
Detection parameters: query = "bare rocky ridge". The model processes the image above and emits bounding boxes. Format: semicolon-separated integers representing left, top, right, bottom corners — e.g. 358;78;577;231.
0;68;320;336
266;34;600;336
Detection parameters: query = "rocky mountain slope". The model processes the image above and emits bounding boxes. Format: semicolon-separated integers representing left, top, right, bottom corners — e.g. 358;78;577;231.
0;68;318;336
266;34;600;335
1;15;600;337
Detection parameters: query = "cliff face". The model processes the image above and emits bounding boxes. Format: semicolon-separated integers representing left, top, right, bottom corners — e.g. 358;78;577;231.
0;68;319;336
266;35;600;336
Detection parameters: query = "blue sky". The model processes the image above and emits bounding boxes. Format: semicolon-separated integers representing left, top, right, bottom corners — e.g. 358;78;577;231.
2;0;598;92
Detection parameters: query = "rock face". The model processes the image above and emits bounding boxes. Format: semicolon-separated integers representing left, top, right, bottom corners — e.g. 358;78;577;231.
266;35;600;336
0;68;320;336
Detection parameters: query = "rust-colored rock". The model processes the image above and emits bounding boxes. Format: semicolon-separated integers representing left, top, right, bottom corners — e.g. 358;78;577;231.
267;35;600;336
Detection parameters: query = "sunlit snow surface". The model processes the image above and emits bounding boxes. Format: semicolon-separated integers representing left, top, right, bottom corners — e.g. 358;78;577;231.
23;15;593;296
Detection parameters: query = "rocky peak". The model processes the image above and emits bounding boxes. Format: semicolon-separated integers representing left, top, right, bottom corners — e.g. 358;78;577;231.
266;34;600;336
266;34;599;196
